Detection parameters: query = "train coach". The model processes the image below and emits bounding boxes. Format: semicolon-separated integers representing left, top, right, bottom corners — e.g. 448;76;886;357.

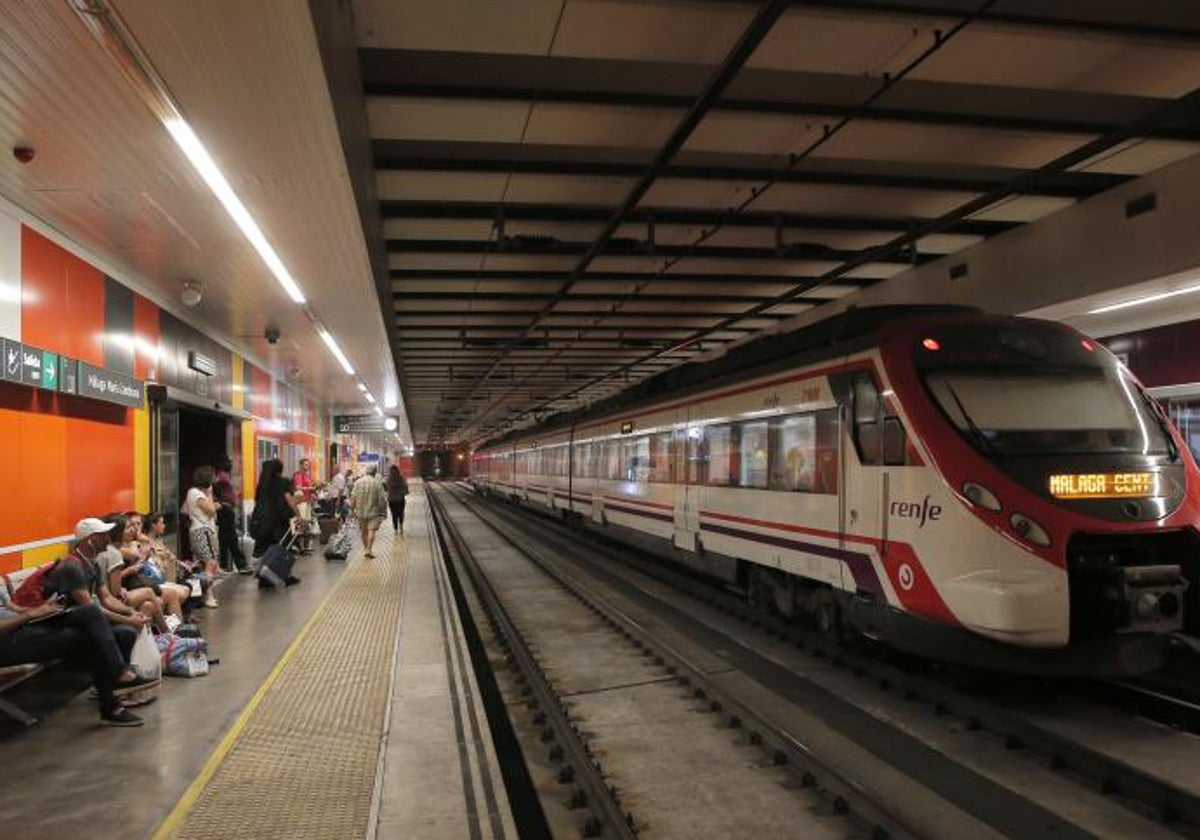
472;306;1199;675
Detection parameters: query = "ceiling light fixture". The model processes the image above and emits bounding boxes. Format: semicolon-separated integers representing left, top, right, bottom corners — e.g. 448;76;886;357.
365;392;376;404
317;327;355;375
163;118;306;304
374;406;384;417
1088;284;1200;315
357;382;368;393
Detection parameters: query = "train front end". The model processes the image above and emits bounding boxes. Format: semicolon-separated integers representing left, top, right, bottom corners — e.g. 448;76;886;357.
885;314;1198;673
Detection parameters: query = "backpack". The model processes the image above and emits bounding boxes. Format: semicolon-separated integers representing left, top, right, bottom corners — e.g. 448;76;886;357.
11;562;57;608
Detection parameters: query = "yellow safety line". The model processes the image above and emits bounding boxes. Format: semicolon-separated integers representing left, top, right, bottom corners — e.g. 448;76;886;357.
149;572;347;840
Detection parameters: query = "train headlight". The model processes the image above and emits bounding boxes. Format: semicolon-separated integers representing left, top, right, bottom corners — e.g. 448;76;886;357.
962;482;1001;512
1009;513;1051;547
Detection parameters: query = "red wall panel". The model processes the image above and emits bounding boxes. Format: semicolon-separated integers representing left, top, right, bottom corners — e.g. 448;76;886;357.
21;228;107;365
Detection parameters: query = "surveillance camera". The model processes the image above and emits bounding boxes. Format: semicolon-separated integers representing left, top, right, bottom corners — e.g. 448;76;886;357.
181;281;203;307
264;326;281;345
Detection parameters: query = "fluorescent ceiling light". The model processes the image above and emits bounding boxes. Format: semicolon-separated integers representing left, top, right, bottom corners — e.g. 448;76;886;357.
317;327;355;375
374;406;384;417
163;118;306;305
357;382;367;392
1088;284;1200;314
365;392;376;404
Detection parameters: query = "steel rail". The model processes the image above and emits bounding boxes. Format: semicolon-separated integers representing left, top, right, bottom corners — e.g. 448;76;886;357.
470;486;1200;832
438;484;933;840
428;488;638;839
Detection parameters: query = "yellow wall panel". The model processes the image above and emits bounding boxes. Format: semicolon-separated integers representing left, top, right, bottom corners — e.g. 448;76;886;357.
23;541;66;569
133;407;150;513
231;354;245;411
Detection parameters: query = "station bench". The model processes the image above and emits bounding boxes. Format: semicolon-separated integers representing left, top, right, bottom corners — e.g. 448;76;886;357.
0;567;50;726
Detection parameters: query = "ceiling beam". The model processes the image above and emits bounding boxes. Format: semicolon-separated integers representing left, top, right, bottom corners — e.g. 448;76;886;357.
390;269;872;286
385;237;933;264
373;139;1125;199
394;291;822;304
380;199;1016;238
361;49;1200;139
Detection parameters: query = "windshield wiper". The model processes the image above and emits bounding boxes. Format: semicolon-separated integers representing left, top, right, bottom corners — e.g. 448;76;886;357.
943;380;999;455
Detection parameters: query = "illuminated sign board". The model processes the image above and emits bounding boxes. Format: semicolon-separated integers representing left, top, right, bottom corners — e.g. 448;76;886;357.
1048;472;1156;500
620;421;635;434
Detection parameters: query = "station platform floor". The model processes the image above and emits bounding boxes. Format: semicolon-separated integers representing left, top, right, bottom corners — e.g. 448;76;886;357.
0;483;513;840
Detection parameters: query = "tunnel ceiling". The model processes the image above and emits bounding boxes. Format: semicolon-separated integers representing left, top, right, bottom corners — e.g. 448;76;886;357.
337;0;1200;445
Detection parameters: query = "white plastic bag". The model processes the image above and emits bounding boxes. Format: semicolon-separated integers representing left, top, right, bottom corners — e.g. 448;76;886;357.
130;626;162;681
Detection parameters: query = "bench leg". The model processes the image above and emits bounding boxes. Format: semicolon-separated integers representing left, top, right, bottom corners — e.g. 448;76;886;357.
0;695;38;727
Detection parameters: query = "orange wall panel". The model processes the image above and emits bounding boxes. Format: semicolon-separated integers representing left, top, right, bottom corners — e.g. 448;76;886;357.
0;553;19;574
17;395;69;540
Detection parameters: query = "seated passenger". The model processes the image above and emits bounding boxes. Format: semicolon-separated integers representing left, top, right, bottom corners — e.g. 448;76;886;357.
113;512;190;629
97;514;169;634
0;519;163;726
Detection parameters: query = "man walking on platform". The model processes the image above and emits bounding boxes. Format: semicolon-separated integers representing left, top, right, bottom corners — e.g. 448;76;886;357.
350;464;387;559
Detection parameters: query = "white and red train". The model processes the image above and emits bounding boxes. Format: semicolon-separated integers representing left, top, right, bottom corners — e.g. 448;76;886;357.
471;307;1198;674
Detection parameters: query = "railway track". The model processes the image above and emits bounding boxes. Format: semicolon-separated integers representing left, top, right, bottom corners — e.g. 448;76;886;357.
449;483;1200;838
429;484;920;840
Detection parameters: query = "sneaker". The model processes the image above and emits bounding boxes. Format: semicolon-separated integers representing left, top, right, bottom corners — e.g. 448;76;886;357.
122;690;158;708
114;673;162;696
101;707;144;727
284;575;301;587
237;567;254;576
203;596;219;608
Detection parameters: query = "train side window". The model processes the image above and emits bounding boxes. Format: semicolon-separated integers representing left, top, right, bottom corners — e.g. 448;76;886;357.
706;424;736;486
686;426;707;484
648;432;671;483
740;421;770;488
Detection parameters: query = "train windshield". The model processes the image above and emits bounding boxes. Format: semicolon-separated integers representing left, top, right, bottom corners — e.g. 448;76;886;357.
925;368;1174;457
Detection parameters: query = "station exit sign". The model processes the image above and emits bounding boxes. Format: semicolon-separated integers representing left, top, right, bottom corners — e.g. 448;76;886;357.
334;414;400;434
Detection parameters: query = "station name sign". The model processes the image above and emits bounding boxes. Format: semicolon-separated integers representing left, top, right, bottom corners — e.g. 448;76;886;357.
1;337;144;408
334;414;400;434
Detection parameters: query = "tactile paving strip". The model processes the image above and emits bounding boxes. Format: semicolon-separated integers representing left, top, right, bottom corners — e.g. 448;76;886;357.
166;530;407;840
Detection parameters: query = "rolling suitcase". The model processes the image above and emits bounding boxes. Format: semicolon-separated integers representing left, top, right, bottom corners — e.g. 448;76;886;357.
324;517;354;561
317;515;338;545
257;529;298;590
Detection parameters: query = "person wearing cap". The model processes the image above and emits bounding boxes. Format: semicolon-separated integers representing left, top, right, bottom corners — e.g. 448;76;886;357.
44;518;157;631
0;518;162;726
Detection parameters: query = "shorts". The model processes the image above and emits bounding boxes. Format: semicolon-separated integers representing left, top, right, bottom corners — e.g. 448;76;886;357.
359;516;382;532
189;525;218;563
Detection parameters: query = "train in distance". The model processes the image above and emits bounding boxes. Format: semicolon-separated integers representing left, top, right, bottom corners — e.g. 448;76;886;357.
471;306;1197;676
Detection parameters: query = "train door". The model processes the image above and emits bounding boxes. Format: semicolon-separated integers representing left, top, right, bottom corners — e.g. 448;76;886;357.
673;410;702;551
837;372;886;593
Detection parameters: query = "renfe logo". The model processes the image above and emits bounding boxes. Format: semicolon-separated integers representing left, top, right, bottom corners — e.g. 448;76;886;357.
890;495;942;528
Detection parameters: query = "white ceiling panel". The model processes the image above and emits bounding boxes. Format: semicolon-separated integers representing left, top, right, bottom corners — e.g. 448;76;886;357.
1073;138;1200;176
912;26;1200;98
641;178;760;209
367;97;532;142
687;111;827;156
376;170;509;202
751;183;980;217
384;218;496;240
750;9;955;75
814;121;1092;169
353;0;564;54
969;195;1076;223
479;253;578;272
388;253;483;271
554;0;750;63
504;173;636;204
524;102;680;148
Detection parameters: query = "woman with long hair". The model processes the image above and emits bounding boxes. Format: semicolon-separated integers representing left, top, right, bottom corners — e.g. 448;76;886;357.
251;458;297;558
386;464;408;534
185;467;224;607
